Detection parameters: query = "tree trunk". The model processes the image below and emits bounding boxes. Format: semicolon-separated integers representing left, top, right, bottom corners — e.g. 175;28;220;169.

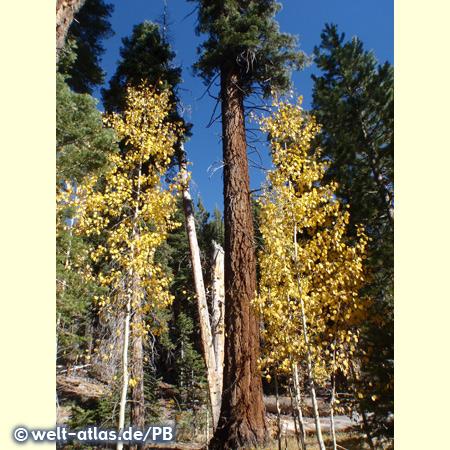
292;218;326;450
179;150;221;431
130;292;145;450
210;67;267;449
211;241;225;396
56;0;86;62
129;163;145;449
293;364;306;450
119;161;145;450
329;375;337;450
117;296;131;450
275;372;282;450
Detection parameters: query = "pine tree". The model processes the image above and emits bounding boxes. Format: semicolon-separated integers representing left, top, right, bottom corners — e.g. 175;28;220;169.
64;0;115;94
188;1;309;446
311;24;393;439
56;0;87;62
101;21;182;116
101;20;191;172
201;204;225;253
56;71;117;371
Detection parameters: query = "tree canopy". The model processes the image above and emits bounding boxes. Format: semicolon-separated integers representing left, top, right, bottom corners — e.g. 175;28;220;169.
190;0;309;98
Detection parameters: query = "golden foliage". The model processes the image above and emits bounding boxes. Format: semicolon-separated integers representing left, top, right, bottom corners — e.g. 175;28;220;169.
72;83;182;328
253;94;370;384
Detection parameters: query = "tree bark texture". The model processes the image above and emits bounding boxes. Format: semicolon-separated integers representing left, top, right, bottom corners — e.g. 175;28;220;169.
211;241;225;397
117;296;131;450
56;0;86;62
210;67;267;449
130;291;145;450
129;163;145;448
180;152;222;431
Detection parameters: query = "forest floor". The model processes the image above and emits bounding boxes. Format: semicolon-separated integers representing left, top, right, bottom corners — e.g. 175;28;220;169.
57;372;392;449
256;431;375;450
148;431;379;450
269;412;360;434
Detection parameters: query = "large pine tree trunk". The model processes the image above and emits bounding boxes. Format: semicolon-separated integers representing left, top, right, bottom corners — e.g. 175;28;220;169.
210;67;267;449
56;0;86;62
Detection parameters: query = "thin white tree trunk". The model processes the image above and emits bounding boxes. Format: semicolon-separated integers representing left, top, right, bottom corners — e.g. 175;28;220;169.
118;161;142;450
330;375;337;450
291;213;326;450
117;297;131;450
275;372;282;450
211;241;225;397
288;384;301;450
293;364;306;450
329;312;341;450
179;146;221;431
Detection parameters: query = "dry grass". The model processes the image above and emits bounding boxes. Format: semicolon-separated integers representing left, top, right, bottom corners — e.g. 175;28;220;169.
250;431;375;450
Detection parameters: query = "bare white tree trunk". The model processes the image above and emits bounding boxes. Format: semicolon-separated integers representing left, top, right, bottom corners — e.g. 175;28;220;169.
275;372;282;450
211;241;225;398
330;375;337;450
179;146;221;431
118;161;143;450
291;214;326;450
293;364;306;450
117;297;131;450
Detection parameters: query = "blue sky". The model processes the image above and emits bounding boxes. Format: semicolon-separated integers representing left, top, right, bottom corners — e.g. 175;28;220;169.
92;0;394;216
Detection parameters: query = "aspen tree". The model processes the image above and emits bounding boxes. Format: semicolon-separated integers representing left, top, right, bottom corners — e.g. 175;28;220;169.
73;84;181;448
254;95;369;449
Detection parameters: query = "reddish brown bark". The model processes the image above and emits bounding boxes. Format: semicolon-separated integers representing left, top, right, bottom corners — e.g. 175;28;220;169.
56;0;86;62
210;67;268;449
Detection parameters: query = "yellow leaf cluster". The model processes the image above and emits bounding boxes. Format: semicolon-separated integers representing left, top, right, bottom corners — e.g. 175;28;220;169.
253;94;370;384
70;83;181;326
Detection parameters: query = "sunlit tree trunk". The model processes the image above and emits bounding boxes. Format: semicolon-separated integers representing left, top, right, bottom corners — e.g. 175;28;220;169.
211;67;267;449
179;149;221;431
117;296;131;450
211;241;225;396
129;162;146;449
293;364;306;450
275;372;282;450
329;374;337;450
292;220;326;450
130;276;145;450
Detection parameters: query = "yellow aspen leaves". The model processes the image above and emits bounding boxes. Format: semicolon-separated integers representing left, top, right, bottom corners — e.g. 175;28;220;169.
253;94;370;384
72;82;181;330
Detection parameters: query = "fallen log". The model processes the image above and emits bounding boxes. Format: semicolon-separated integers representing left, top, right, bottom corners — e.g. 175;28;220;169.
264;395;330;417
56;375;110;399
145;444;206;450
